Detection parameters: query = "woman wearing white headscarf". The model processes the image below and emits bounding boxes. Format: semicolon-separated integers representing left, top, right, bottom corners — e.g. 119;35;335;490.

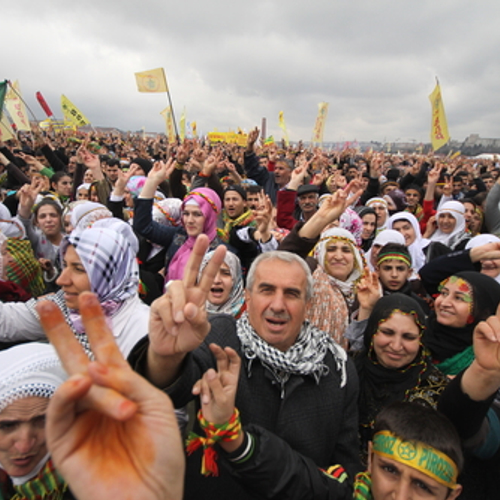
69;201;113;232
387;211;428;275
0;224;149;357
366;197;389;233
425;200;470;250
0;343;71;499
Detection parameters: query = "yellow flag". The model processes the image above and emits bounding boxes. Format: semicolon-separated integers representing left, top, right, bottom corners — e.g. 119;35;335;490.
180;108;186;141
278;111;289;146
61;95;90;127
135;68;168;93
160;107;176;143
0;115;14;141
191;121;197;138
5;81;31;131
450;150;461;159
429;82;450;151
312;102;329;145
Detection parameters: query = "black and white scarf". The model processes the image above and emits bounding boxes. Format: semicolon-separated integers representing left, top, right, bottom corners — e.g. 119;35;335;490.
237;312;347;398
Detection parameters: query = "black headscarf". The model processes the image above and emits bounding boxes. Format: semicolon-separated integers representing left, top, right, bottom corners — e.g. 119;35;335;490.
354;294;443;458
424;271;500;363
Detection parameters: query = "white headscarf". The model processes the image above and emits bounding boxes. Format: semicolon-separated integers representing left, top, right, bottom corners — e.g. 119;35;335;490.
365;229;405;271
0;203;25;239
431;200;467;248
387;212;428;273
0;343;67;413
366;197;389;232
466;234;500;284
70;201;112;231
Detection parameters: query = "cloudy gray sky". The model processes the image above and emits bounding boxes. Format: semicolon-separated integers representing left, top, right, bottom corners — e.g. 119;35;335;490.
3;0;500;143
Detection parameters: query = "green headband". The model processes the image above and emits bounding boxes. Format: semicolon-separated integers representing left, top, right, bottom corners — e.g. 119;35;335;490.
373;431;458;489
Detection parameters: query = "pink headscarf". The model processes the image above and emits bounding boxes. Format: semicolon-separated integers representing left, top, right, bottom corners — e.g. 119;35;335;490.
166;187;221;281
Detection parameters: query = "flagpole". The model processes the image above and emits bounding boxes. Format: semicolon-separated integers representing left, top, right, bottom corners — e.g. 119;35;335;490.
6;81;39;147
165;91;180;142
6;81;39;123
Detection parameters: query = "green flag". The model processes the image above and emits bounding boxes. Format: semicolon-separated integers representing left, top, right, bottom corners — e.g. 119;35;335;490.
0;80;7;120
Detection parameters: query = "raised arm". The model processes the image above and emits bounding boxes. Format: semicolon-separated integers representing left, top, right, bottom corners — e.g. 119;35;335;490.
145;235;227;388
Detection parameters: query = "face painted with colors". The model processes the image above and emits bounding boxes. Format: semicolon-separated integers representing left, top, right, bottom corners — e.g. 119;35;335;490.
434;276;473;328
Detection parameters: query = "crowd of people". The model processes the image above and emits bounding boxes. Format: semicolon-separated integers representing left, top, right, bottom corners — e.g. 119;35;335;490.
0;124;500;499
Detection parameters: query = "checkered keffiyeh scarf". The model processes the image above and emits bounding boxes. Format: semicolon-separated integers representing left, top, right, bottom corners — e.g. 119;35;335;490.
237;312;347;398
26;291;92;355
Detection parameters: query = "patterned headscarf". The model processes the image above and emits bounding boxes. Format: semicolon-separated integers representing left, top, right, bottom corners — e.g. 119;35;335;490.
5;238;45;297
62;227;139;306
339;207;363;246
126;176;147;199
199;250;245;318
152;198;182;227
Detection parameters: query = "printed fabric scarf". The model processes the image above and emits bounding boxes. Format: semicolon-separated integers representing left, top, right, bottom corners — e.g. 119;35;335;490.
0;459;68;500
237;312;347;399
26;291;92;355
218;209;255;243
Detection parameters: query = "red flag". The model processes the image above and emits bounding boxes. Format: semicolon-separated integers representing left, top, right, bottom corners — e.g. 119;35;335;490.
36;91;54;118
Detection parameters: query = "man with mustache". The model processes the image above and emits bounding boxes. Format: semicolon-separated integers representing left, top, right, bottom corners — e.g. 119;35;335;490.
130;229;360;500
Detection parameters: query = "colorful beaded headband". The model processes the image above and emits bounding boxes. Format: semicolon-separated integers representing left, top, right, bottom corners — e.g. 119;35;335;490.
154;204;179;226
377;251;411;268
187;191;219;214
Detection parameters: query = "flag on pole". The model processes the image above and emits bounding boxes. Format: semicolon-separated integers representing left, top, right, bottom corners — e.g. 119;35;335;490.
36;91;54;118
135;68;168;93
61;95;90;127
4;81;31;131
191;121;197;138
160;107;176;143
429;81;450;151
278;111;289;146
312;102;329;145
0;80;7;121
0;115;14;141
180;108;186;141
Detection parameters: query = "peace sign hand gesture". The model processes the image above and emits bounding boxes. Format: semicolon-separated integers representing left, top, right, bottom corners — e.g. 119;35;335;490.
37;293;185;500
147;235;227;387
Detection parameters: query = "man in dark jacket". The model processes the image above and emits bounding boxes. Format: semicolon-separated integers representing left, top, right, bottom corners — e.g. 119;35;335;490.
130;236;360;500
